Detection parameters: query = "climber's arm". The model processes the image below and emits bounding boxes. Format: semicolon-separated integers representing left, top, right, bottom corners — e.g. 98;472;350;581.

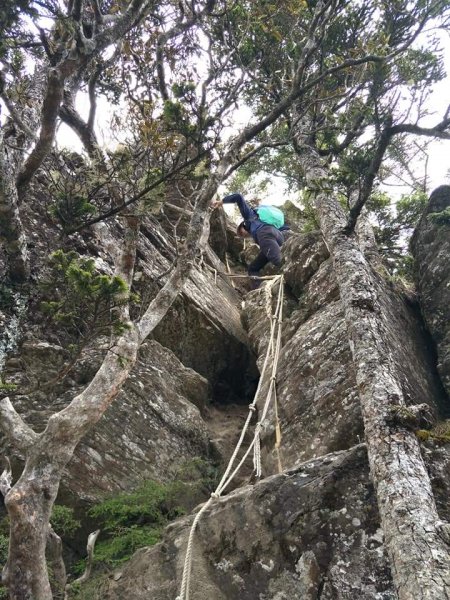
222;193;253;220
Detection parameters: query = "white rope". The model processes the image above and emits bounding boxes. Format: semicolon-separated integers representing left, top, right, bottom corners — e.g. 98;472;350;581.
176;275;285;600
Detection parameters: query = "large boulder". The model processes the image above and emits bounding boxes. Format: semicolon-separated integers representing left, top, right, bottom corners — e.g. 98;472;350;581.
100;445;396;600
243;232;447;474
2;340;213;503
411;185;450;399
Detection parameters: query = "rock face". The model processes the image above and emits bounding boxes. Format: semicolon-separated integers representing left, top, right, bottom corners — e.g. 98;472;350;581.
102;446;396;600
411;185;450;401
243;231;447;475
1;211;256;503
2;187;450;599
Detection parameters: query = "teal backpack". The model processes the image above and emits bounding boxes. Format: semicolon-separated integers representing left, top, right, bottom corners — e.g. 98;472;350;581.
256;205;285;229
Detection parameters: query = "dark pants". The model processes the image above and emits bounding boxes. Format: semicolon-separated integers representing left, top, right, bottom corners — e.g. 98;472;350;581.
248;226;284;282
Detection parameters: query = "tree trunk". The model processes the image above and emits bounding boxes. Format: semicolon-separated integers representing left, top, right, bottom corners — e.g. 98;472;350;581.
0;137;30;282
298;145;450;599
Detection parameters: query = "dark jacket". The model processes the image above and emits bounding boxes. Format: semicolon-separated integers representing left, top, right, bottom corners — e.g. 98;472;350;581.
222;193;289;242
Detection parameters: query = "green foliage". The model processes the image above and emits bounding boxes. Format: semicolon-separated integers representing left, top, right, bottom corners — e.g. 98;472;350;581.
428;207;450;226
162;100;195;137
367;189;427;276
299;190;322;233
88;526;160;567
51;505;81;538
51;194;96;229
416;420;450;444
88;480;183;533
40;250;135;344
82;459;218;569
0;0;36;59
396;190;428;227
397;48;444;86
67;575;109;600
171;81;196;99
0;283;15;311
0;531;9;600
0;381;18;392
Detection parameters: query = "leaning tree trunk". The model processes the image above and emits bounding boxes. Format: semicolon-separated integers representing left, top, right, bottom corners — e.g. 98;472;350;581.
298;145;450;599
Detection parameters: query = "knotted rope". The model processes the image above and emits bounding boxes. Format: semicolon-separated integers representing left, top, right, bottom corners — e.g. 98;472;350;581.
176;274;284;600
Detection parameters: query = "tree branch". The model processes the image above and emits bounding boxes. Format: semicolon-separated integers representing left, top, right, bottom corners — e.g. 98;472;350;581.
65;149;210;234
224;141;288;178
345;113;450;232
87;63;102;130
0;398;38;454
345;121;393;233
69;530;100;586
71;0;83;21
16;68;65;194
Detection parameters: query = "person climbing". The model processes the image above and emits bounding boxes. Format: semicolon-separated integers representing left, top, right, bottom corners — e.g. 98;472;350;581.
212;193;288;285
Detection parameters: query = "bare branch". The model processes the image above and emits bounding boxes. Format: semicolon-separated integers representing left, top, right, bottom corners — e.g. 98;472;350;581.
65;149;209;234
16;68;64;194
390;121;450;140
90;0;103;24
46;527;67;598
113;214;140;321
345;112;450;232
71;0;83;21
0;398;38;454
69;530;100;586
345;121;393;233
87;64;102;130
37;26;54;63
59;101;101;159
224;141;288;178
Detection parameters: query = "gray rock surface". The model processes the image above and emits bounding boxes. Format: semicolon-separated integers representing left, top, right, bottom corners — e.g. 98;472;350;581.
243;232;447;475
3;340;213;502
101;445;396;600
3;189;450;600
411;185;450;399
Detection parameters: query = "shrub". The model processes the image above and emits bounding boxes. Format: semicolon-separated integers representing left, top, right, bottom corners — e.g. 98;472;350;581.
428;207;450;226
40;250;137;342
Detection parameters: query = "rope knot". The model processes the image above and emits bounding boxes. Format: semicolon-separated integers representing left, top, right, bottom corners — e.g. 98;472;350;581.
249;404;257;412
211;492;220;499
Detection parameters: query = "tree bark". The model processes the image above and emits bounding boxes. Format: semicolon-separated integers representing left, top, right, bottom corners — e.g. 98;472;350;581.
0;134;30;282
297;145;450;599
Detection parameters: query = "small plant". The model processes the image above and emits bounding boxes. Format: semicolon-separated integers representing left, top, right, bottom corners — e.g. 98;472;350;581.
416;420;450;444
0;381;18;392
51;505;81;538
428;207;450;226
51;193;96;229
83;480;181;568
82;459;219;569
40;250;137;342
